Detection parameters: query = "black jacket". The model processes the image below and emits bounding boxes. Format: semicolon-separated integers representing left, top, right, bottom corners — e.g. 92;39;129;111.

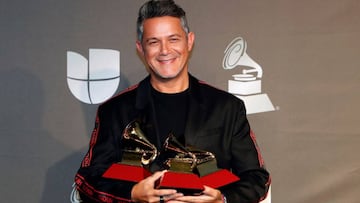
75;74;270;203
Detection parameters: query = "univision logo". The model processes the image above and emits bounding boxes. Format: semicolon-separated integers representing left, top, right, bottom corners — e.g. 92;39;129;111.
67;49;120;104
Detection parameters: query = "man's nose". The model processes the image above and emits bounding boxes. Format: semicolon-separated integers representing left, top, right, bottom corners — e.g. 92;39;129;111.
160;41;170;55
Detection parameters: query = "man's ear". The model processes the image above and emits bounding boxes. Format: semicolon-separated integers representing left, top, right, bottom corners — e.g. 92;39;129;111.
187;32;195;51
136;40;144;56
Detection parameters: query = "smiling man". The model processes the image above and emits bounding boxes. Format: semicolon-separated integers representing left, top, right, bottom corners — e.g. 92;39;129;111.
74;1;270;203
136;16;194;93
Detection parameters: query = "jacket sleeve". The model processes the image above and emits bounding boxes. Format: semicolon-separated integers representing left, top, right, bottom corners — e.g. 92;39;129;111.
74;105;135;203
220;100;271;203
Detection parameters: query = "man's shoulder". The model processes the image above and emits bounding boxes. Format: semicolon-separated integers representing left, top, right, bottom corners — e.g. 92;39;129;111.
189;75;244;107
99;83;139;108
196;79;238;100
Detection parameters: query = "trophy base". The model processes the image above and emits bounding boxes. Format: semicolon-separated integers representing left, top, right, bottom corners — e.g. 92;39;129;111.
200;169;239;188
156;169;240;195
102;163;151;182
102;165;240;195
156;171;204;195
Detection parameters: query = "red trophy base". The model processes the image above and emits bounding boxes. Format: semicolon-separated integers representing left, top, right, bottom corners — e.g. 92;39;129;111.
200;169;239;188
103;163;239;195
102;163;151;182
156;169;239;195
156;171;205;195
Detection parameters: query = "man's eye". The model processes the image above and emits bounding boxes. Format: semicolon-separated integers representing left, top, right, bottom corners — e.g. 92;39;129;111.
148;41;158;45
170;38;179;42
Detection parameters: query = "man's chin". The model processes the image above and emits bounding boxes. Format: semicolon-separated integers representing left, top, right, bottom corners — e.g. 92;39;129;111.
157;75;177;81
154;72;179;80
150;68;187;82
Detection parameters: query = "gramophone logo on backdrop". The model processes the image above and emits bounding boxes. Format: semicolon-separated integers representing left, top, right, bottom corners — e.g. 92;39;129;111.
67;49;120;104
223;37;275;114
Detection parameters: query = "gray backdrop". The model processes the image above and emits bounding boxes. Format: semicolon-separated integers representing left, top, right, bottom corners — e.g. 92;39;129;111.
1;0;359;202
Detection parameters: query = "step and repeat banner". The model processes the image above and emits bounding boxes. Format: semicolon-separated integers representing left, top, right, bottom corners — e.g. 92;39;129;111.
1;0;359;202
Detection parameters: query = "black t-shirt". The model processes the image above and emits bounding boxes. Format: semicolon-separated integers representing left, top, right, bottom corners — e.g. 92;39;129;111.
151;86;189;146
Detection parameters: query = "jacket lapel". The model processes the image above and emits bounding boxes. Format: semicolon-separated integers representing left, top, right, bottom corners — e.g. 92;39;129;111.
135;76;162;148
184;75;207;147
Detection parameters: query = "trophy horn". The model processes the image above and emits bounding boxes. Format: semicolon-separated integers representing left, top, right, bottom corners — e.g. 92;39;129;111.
163;134;197;169
122;120;158;166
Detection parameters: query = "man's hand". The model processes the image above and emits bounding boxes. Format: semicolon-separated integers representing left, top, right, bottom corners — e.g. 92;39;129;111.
167;186;224;203
131;170;183;203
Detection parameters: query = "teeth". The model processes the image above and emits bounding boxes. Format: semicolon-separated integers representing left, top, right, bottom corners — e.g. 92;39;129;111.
159;59;173;62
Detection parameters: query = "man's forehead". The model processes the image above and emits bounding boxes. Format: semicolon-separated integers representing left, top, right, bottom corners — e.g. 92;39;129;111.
142;16;182;27
142;16;186;38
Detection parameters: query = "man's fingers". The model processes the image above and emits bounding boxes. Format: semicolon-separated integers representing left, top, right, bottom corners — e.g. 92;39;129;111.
156;193;184;203
148;170;167;181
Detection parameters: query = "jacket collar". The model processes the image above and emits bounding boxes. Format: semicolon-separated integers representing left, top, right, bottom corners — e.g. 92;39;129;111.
134;73;206;147
135;73;204;111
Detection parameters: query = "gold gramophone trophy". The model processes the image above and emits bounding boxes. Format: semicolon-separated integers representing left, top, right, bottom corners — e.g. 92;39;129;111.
162;134;218;176
103;121;239;194
121;121;158;168
102;120;157;182
155;134;239;195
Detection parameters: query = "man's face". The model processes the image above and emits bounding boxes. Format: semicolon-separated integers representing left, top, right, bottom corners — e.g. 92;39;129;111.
136;16;194;82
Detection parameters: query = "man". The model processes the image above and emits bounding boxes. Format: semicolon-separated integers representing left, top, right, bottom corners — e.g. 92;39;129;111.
74;0;270;202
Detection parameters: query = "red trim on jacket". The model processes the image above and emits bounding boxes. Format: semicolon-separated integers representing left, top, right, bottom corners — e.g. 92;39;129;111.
249;129;271;202
81;115;100;167
81;83;140;167
75;174;132;203
259;177;272;202
249;129;265;167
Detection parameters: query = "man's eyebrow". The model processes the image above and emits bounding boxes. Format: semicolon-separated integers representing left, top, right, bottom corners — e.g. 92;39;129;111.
145;37;159;42
144;34;183;41
168;34;182;38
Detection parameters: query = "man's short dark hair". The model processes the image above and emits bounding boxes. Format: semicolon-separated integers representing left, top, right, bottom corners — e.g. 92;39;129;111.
137;0;190;41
